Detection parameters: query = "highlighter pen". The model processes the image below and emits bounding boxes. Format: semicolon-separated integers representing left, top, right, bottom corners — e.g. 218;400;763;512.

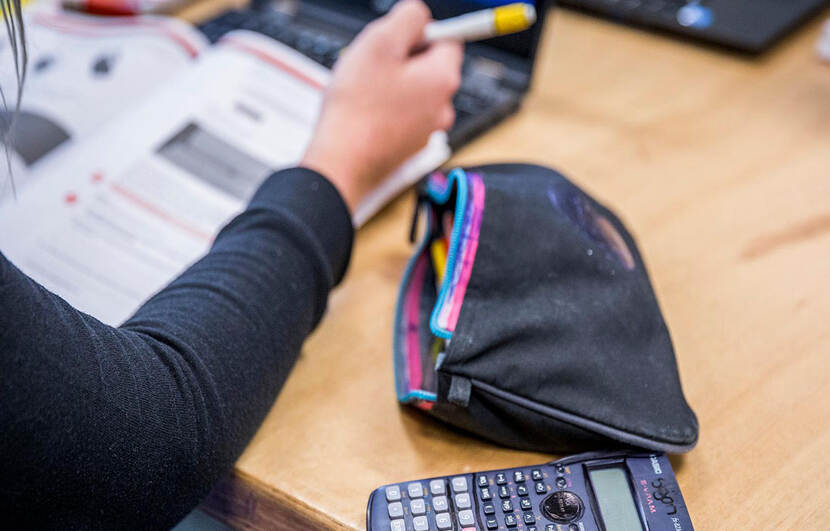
424;2;537;43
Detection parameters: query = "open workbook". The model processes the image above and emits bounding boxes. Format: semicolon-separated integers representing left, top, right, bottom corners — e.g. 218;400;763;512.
0;8;450;325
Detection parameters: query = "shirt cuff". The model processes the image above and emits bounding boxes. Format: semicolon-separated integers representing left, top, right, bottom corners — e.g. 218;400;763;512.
249;167;354;286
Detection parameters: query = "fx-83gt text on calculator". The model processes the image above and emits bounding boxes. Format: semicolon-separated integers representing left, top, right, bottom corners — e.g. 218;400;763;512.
366;450;693;531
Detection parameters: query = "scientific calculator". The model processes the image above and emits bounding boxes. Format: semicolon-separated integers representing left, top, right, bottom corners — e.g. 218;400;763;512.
366;450;693;531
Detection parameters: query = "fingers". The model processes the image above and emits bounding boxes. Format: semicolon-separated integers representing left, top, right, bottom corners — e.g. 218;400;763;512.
407;40;463;93
406;40;462;129
438;104;456;131
365;0;432;57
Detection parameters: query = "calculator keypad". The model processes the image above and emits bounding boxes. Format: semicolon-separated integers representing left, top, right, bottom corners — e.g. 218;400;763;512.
374;464;561;530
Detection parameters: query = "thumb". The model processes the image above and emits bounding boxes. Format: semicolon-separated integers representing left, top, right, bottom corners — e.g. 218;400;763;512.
372;0;432;57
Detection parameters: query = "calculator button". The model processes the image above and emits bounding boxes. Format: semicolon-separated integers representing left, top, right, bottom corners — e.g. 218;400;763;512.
408;482;424;498
556;477;567;488
535;482;547;495
516;485;529;496
387;502;403;518
524;513;536;525
545;526;556;531
411;498;426;515
531;469;543;481
480;487;492;501
389;519;405;531
451;476;468;493
483;502;496;515
455;493;471;509
502;499;513;512
433;495;449;512
430;479;446;495
520;498;533;510
458;509;475;527
569;525;579;531
528;527;537;531
513;471;525;483
478;475;489;488
412;515;429;531
498;485;510;499
556;464;565;474
495;472;507;485
505;513;518;527
541;491;584;523
435;513;452;530
486;517;499;529
385;485;401;502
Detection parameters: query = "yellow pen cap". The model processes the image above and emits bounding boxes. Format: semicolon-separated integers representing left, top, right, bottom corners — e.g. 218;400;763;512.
493;3;537;35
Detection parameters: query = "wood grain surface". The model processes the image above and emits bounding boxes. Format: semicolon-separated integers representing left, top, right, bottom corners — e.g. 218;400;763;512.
196;6;830;529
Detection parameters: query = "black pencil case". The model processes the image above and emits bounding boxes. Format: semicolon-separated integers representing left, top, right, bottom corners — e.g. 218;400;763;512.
393;163;698;453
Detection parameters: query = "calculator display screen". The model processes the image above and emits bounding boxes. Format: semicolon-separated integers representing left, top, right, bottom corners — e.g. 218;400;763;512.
587;466;644;531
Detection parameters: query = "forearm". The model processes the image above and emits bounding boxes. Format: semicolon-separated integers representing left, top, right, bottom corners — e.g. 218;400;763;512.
0;168;353;529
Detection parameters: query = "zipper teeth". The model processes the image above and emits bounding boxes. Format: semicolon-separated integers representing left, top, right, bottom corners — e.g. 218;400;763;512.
392;206;433;401
429;168;468;339
444;168;468;290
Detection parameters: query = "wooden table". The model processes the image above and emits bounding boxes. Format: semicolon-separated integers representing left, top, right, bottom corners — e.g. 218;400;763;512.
192;6;830;530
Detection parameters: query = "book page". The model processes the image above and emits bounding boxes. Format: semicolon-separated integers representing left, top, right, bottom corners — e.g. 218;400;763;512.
0;29;449;325
0;7;207;190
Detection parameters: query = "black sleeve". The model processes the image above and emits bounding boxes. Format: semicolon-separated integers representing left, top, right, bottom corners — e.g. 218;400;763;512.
0;167;353;530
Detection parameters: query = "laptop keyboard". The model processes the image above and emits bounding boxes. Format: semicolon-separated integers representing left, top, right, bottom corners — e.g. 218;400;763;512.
199;8;522;147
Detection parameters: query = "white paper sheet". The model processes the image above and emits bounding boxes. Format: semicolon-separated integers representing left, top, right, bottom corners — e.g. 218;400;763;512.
0;29;450;325
0;8;207;187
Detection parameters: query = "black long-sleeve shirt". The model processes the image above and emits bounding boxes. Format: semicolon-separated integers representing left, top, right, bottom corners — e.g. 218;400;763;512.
0;167;353;529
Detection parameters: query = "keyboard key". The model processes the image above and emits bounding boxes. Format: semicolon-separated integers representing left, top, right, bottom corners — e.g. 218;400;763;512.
505;513;518;527
430;479;446;495
486;517;499;529
524;512;536;525
408;482;424;498
498;485;510;499
413;515;429;531
513;471;525;483
517;484;529;496
384;485;401;502
458;509;475;527
531;469;544;481
433;495;449;512
535;482;547;495
387;502;403;518
480;486;492;501
495;472;507;485
483;502;496;515
502;499;513;512
411;498;426;515
455;492;471;509
435;512;452;530
520;498;533;510
478;475;489;488
451;476;468;493
389;519;405;531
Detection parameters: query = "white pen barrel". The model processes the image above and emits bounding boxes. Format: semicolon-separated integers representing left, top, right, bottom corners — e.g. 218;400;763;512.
424;10;495;43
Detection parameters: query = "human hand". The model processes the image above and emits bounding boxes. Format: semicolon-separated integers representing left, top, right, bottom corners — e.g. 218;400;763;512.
301;0;463;213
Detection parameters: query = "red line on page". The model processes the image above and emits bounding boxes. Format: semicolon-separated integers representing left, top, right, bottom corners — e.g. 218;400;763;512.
110;183;213;242
33;12;201;58
221;37;326;90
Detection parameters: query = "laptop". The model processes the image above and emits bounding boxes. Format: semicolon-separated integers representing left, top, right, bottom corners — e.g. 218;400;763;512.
557;0;830;53
199;0;552;150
